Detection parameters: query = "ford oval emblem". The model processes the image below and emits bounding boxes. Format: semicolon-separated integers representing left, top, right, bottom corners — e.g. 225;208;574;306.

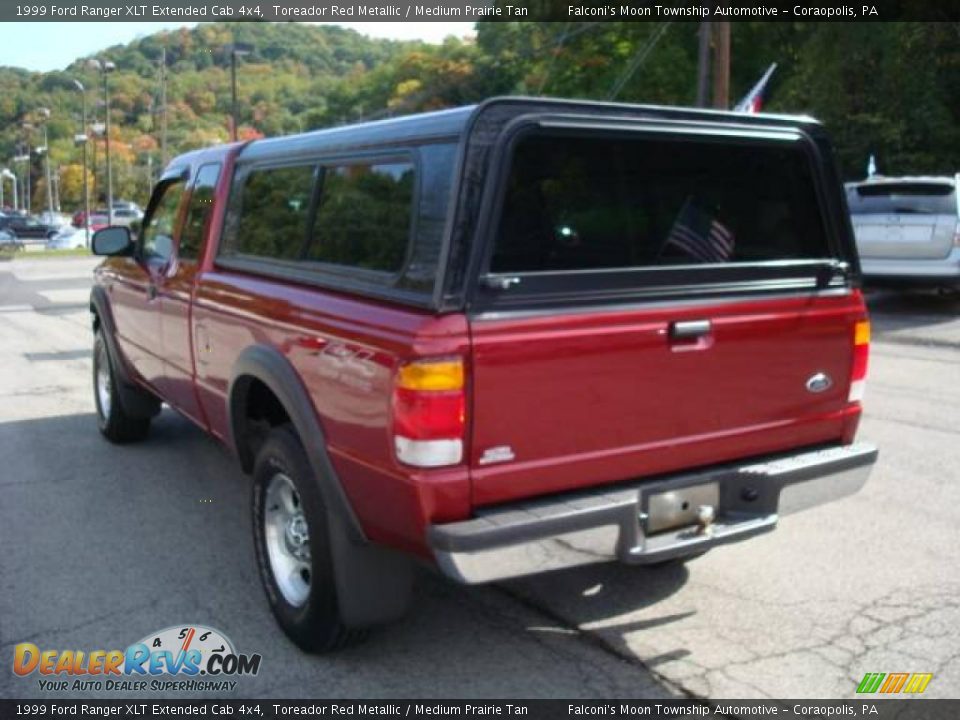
806;372;833;393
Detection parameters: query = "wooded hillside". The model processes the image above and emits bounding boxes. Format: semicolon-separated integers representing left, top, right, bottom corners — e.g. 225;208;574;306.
1;21;956;209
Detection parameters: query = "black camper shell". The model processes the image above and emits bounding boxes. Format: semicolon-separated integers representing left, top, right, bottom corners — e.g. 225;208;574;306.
216;97;861;313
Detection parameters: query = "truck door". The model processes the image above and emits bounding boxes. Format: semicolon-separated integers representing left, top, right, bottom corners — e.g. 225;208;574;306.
155;162;222;427
110;175;186;390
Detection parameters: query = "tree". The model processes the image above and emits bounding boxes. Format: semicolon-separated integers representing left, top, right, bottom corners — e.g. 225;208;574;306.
1;20;956;216
58;164;93;208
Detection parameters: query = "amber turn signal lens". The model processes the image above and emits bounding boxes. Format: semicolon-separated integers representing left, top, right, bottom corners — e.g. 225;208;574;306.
854;320;870;346
396;359;464;392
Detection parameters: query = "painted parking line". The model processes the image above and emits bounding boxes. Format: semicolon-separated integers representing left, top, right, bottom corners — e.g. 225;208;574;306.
12;272;94;283
36;288;92;305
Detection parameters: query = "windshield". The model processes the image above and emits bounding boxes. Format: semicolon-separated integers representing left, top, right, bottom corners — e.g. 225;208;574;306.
847;182;956;216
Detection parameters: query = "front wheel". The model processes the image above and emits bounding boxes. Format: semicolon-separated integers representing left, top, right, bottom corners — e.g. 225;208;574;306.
93;330;152;443
252;425;363;652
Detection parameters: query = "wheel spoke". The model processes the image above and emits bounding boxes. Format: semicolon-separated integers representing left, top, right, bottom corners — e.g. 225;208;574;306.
280;484;298;516
263;472;313;608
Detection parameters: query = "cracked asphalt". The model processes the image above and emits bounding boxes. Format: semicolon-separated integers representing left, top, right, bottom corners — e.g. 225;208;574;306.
1;256;958;701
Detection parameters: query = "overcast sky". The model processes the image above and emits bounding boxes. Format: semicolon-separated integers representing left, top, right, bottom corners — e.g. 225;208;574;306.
0;22;477;72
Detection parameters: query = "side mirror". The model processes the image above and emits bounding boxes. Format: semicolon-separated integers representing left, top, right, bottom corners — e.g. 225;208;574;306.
92;226;133;257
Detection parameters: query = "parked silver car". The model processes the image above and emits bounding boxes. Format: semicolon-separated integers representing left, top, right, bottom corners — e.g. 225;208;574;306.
847;175;960;287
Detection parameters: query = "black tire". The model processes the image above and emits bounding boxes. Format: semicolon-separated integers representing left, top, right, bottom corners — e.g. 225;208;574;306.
93;329;151;443
252;424;362;652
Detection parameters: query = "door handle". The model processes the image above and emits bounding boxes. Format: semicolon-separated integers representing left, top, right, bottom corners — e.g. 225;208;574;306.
669;320;712;340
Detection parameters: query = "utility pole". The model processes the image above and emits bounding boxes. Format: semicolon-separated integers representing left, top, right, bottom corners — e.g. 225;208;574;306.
712;21;731;110
21;124;33;215
91;127;99;209
90;59;116;224
37;108;54;217
159;47;168;168
230;51;239;141
227;43;253;142
696;21;712;107
53;165;60;211
72;79;91;247
103;66;113;225
1;169;18;212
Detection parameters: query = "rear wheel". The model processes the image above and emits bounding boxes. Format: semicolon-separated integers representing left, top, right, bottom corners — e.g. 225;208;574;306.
252;425;362;652
93;330;152;443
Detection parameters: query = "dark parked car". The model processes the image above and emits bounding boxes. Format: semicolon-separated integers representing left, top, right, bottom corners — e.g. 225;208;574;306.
0;214;58;240
89;97;877;652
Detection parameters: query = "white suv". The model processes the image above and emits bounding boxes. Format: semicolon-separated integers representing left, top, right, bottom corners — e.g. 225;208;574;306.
847;175;960;287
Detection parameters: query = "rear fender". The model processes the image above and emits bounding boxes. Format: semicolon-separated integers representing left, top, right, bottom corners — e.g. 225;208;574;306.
228;345;412;627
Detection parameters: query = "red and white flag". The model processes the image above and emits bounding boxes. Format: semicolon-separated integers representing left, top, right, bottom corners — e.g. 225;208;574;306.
734;63;778;114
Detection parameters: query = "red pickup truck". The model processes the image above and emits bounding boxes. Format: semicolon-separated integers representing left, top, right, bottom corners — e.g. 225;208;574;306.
89;98;877;652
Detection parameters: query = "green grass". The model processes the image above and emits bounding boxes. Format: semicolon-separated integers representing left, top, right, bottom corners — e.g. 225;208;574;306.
1;248;92;260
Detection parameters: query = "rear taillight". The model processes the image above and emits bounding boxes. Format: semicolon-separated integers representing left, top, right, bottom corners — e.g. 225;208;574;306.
392;358;465;468
849;319;870;403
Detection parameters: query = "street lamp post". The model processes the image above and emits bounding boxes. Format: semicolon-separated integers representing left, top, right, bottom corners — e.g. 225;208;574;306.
53;166;60;211
20;124;33;215
226;43;253;142
36;108;54;218
72;79;91;247
90;59;116;225
13;155;29;212
1;169;18;212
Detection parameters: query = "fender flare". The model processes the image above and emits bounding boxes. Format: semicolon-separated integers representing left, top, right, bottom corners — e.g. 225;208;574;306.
228;344;366;544
90;285;132;385
90;286;160;419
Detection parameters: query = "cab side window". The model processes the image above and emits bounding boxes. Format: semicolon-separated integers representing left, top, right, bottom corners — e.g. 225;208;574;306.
142;180;186;262
180;164;222;261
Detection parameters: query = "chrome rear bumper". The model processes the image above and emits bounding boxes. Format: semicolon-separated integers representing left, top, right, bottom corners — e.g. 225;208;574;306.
429;443;877;584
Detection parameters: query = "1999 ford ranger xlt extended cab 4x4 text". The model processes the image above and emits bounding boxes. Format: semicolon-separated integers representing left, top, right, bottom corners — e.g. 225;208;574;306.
89;98;877;651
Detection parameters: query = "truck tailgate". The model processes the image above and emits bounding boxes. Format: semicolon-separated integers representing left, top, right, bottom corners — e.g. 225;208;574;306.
468;292;863;506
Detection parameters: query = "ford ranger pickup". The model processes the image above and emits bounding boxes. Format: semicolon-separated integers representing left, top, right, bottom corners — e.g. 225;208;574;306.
89;97;877;651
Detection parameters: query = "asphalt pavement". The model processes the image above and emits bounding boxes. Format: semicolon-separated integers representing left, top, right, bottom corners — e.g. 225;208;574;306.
1;256;958;701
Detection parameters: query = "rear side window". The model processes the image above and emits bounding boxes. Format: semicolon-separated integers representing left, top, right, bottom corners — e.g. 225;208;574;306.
225;164;315;261
217;146;453;306
847;183;956;216
491;134;830;274
306;162;415;273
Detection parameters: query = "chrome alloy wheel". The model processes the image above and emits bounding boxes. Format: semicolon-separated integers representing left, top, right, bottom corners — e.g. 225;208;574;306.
96;342;112;420
263;472;312;607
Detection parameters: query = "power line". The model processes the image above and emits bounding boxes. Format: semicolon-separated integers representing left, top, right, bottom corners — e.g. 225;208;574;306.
606;22;673;101
359;22;607;124
536;21;570;96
